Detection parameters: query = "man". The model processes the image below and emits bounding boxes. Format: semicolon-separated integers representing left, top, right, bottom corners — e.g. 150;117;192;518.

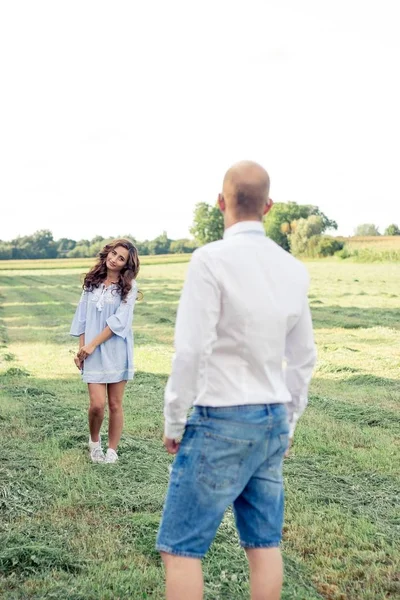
156;161;317;600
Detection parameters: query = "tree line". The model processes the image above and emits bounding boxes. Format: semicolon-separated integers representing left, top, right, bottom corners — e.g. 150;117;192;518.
190;201;343;257
0;231;198;260
1;204;398;260
189;203;399;257
353;223;400;236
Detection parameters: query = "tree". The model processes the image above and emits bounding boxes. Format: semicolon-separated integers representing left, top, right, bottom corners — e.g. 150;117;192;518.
91;235;106;244
75;239;91;247
289;216;344;257
384;223;400;236
147;231;171;255
31;230;58;258
118;236;151;255
87;237;114;257
264;202;337;251
10;230;58;259
134;240;150;255
170;239;198;253
0;243;12;260
57;238;76;256
67;244;90;258
190;203;224;245
354;224;380;236
289;216;325;255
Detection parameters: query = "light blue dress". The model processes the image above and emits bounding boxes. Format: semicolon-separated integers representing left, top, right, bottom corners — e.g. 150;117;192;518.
70;282;137;384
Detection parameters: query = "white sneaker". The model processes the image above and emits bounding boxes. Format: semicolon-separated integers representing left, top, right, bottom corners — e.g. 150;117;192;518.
104;448;118;464
88;437;105;463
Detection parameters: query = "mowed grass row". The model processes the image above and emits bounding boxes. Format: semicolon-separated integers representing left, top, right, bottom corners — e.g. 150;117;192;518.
0;260;399;599
0;254;192;271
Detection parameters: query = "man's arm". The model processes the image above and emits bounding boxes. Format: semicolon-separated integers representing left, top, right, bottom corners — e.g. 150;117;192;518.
285;295;317;439
164;251;221;444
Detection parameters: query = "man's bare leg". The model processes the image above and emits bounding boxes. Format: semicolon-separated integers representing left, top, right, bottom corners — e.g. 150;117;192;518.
161;553;203;600
246;547;283;600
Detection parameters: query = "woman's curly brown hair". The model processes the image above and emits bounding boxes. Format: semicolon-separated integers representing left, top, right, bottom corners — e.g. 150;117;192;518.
83;239;140;302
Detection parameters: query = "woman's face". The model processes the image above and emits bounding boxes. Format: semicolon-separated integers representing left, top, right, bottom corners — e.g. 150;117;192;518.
106;245;129;272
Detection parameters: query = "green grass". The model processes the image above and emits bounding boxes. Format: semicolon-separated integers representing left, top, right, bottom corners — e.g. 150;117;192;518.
0;260;399;599
0;254;191;271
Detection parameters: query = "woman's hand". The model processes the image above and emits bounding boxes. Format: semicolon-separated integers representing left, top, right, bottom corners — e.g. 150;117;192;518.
77;343;96;361
74;356;83;371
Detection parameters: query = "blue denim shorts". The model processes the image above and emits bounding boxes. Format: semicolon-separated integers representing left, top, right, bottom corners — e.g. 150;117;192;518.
156;403;290;559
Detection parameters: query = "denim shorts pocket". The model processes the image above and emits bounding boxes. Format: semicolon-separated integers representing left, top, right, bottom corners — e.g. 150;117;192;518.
198;431;253;491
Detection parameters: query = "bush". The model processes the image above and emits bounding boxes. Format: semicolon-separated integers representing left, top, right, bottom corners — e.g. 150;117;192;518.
336;246;352;260
315;236;344;257
290;232;343;258
289;216;325;255
336;246;400;262
350;248;400;262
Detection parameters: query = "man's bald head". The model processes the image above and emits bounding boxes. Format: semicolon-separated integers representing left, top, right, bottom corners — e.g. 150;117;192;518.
221;161;271;220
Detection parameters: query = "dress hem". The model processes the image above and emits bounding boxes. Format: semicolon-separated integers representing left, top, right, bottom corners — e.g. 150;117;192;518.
82;373;134;384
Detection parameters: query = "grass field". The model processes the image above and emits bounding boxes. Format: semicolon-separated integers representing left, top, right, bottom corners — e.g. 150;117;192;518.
0;254;191;271
0;257;399;599
343;236;400;250
337;236;400;263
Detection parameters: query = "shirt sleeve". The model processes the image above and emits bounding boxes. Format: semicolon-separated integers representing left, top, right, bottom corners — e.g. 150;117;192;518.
164;251;221;440
106;283;137;339
284;291;317;438
70;290;88;337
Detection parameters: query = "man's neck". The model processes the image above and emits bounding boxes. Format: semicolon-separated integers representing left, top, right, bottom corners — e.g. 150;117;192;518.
223;214;263;231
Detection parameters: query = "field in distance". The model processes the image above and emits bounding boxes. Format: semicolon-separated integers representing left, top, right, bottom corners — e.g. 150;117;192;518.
0;254;191;271
339;235;400;250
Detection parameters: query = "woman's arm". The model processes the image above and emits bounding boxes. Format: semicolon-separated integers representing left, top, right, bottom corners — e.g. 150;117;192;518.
74;334;86;370
70;291;88;337
77;326;114;360
106;285;137;339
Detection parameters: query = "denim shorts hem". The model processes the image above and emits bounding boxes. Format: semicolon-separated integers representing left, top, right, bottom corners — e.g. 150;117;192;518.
240;541;281;549
156;544;204;559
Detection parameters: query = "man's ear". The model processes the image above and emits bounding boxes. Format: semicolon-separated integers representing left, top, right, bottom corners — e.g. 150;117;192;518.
218;193;226;212
263;197;273;215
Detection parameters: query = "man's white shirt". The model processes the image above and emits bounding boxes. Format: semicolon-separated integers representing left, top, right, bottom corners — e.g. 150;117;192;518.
164;221;317;440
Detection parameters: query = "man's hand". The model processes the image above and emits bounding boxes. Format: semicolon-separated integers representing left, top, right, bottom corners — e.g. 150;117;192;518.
284;438;293;458
77;343;96;361
163;436;181;455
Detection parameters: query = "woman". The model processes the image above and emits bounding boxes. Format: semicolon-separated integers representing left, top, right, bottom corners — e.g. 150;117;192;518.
70;239;140;463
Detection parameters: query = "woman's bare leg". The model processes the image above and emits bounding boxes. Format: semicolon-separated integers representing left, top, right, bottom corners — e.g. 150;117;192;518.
88;383;107;442
107;381;126;450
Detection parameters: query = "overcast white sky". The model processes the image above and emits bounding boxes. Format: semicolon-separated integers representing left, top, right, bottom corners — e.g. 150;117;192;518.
1;0;399;242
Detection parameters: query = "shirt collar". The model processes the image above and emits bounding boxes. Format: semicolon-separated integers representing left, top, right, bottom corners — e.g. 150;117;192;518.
223;221;265;239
